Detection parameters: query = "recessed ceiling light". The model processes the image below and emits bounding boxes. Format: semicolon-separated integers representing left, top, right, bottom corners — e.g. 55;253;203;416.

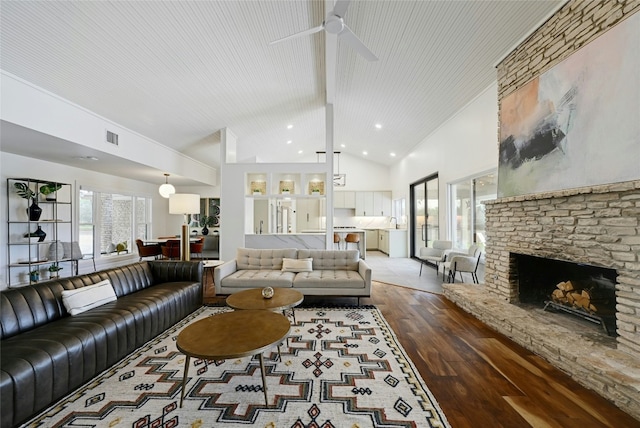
74;156;99;161
362;151;368;155
390;152;396;157
287;140;292;144
298;150;303;154
287;124;293;129
375;123;382;129
340;144;346;148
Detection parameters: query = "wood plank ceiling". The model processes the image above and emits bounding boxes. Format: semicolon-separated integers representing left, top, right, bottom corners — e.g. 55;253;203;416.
0;0;563;176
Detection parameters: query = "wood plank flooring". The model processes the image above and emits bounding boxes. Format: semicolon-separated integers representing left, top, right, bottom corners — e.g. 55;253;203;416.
367;283;638;427
205;280;638;427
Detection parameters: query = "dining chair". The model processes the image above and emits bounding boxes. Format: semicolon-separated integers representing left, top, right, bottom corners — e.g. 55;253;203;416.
135;239;161;261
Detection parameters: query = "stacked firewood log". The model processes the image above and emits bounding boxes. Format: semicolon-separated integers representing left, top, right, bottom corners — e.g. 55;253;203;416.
550;280;610;314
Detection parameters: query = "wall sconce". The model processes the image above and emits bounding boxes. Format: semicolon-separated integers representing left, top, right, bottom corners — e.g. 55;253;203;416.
169;193;200;260
159;173;176;198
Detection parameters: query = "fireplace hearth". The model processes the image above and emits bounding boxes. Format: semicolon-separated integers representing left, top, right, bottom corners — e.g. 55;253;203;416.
444;180;640;420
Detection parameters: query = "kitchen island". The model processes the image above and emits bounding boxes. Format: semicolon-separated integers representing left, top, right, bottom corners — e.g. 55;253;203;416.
245;229;367;259
245;233;325;250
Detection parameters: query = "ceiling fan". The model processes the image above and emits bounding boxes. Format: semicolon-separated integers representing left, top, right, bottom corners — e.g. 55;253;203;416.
269;0;378;61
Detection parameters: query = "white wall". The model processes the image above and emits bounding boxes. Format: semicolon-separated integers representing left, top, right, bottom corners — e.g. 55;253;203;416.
390;83;499;241
1;72;216;186
0;151;192;289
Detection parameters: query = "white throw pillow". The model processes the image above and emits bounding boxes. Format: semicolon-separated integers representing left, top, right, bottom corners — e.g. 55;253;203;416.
282;258;313;272
62;279;117;316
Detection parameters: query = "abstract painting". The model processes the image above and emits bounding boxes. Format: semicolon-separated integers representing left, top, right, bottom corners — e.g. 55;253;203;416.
498;12;639;197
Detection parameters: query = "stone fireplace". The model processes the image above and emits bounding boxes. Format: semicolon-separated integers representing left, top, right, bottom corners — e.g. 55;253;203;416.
444;180;640;419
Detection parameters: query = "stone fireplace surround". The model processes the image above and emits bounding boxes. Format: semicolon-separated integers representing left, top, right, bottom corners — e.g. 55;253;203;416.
443;180;640;420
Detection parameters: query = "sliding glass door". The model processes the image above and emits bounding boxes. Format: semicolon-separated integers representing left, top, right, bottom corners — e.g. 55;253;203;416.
410;174;439;259
450;171;497;252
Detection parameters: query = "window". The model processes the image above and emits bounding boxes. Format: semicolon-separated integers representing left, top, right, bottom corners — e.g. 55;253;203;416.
449;171;497;252
79;188;152;258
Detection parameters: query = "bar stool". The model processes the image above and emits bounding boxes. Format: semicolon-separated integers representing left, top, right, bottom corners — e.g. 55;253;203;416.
334;233;341;249
345;233;360;253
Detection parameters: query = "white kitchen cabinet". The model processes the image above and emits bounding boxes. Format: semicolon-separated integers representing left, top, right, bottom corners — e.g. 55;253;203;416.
365;229;378;250
295;198;321;231
343;191;356;208
378;230;389;254
334;192;345;209
377;229;408;257
354;191;391;216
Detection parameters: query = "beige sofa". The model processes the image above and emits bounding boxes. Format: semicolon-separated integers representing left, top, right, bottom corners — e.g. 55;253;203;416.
214;248;372;303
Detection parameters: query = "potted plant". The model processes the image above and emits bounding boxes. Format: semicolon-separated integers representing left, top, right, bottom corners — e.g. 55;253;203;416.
200;215;215;235
281;188;290;195
253;188;261;195
40;182;62;201
311;185;321;195
29;269;40;283
14;182;42;221
48;263;63;279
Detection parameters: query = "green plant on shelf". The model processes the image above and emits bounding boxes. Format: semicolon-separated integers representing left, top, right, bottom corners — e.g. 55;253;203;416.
13;182;37;200
39;182;62;200
200;216;215;228
48;263;63;273
29;269;40;282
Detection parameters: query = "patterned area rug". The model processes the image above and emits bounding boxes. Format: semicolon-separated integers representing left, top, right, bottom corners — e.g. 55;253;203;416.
24;306;450;428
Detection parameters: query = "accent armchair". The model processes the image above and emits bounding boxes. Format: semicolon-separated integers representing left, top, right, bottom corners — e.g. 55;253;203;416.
443;244;482;283
417;240;452;276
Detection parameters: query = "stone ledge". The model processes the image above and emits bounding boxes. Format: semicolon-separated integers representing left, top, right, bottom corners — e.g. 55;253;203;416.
443;283;640;421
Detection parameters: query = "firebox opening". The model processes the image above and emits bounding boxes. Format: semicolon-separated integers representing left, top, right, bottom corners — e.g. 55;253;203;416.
513;253;618;335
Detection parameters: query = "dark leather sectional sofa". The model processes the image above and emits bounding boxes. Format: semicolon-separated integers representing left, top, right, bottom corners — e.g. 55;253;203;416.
0;260;203;427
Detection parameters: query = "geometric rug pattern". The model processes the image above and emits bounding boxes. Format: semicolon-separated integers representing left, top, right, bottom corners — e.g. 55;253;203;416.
23;305;450;427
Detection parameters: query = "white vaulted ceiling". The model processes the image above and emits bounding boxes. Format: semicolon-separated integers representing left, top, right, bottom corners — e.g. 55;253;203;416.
0;0;563;182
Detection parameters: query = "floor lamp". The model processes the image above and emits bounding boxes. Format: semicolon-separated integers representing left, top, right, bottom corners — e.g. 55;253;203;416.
169;193;200;261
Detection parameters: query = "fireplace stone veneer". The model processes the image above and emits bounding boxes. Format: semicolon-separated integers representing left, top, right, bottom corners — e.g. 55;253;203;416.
444;180;640;420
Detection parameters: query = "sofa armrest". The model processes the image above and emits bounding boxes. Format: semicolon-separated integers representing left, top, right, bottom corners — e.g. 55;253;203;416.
149;260;202;283
358;259;372;291
214;260;238;285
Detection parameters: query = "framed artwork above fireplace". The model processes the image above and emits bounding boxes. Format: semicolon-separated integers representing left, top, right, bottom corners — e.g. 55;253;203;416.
498;12;640;198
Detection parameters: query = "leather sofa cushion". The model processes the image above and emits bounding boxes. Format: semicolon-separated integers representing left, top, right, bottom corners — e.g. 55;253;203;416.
293;270;366;289
297;249;359;271
221;269;295;288
236;248;297;270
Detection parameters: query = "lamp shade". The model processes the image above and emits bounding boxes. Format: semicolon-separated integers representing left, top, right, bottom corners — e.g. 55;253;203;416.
169;194;200;215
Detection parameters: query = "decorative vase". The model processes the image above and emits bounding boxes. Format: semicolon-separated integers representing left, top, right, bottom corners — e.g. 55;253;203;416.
202;225;209;235
30;271;40;283
48;240;64;260
261;286;274;299
27;198;42;221
34;226;47;242
24;225;47;242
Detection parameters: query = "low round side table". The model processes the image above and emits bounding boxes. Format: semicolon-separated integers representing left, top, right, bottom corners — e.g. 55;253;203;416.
226;288;304;324
176;309;290;408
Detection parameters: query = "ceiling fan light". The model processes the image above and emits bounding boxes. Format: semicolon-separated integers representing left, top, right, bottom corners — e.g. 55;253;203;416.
159;174;176;198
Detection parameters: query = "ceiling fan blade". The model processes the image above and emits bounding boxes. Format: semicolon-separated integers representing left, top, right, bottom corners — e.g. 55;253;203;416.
339;25;378;61
269;25;324;45
332;0;351;17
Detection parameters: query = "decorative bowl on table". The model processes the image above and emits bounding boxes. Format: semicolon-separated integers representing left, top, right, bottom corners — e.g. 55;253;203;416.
261;287;274;299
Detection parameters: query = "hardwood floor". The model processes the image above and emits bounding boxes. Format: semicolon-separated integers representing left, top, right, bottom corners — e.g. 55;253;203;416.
205;279;638;427
367;283;637;428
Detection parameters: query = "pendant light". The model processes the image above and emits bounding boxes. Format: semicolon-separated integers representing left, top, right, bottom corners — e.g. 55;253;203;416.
159;173;176;198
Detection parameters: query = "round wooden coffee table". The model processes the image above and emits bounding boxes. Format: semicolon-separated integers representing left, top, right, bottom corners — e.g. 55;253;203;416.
226;288;304;323
176;309;290;407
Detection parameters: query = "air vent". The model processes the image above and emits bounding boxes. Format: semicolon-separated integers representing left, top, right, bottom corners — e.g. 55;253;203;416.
106;130;119;146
